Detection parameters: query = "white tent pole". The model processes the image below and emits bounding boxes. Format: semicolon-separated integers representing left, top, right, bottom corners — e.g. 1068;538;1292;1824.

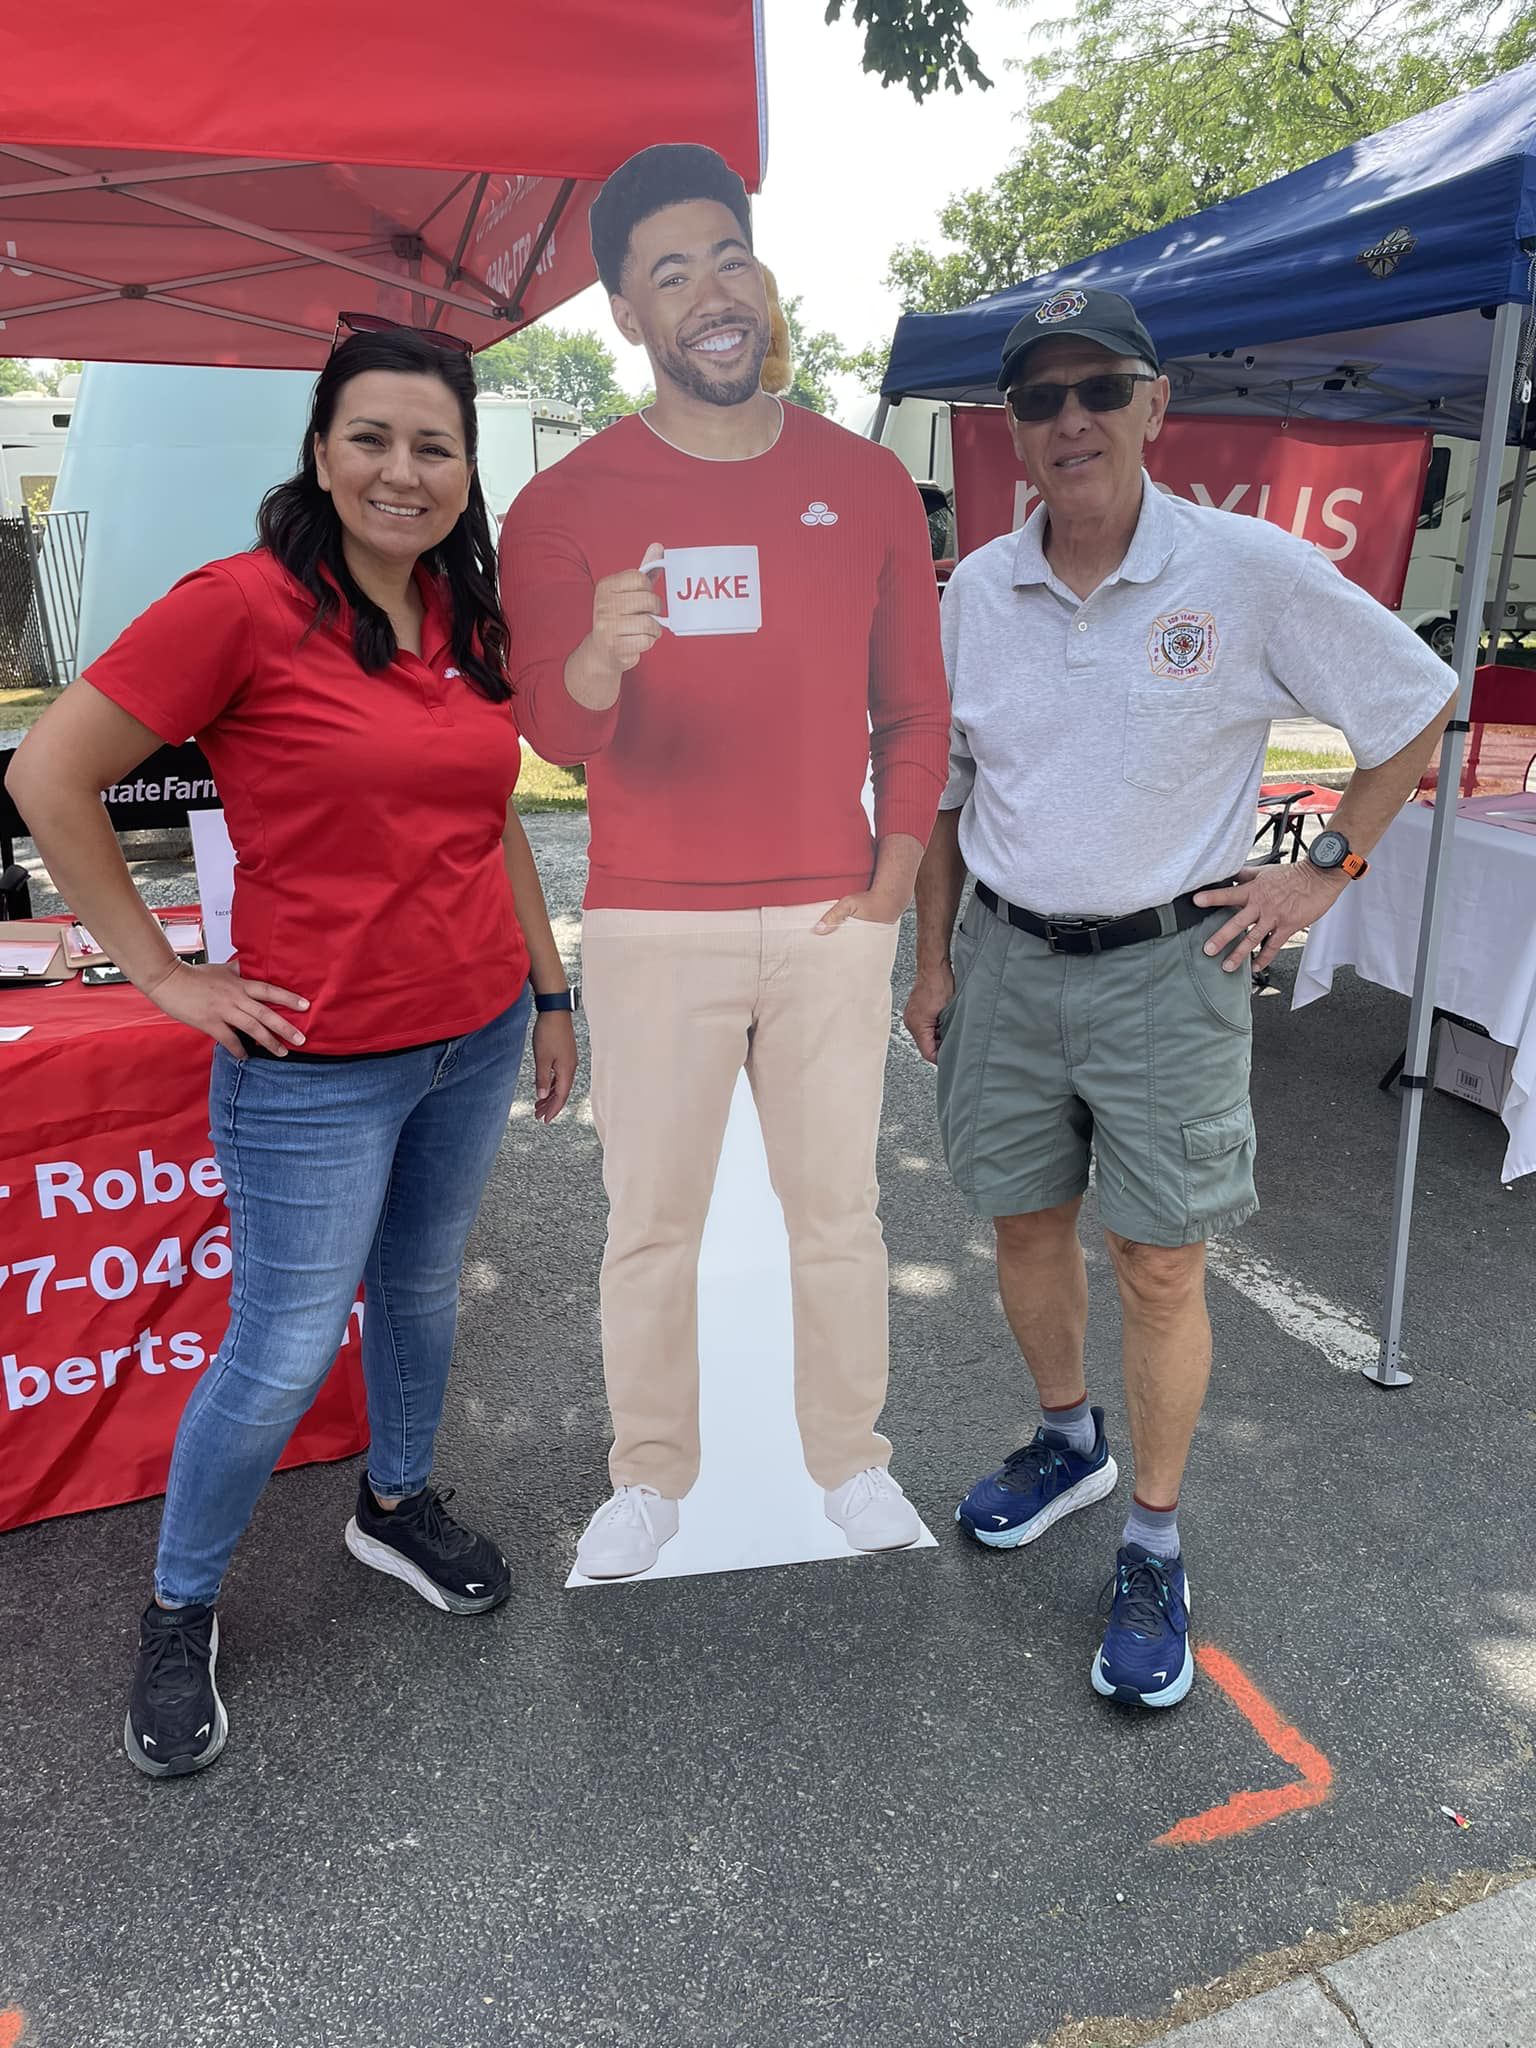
1487;444;1531;652
1367;300;1524;1389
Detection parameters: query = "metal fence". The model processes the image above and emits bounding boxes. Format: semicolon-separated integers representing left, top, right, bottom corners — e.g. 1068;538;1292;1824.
0;506;86;690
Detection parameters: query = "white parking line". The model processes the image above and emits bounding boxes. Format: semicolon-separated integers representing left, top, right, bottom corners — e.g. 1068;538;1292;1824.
1207;1239;1385;1373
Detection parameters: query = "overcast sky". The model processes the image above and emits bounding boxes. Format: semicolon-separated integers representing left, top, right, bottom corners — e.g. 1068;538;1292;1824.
544;0;1042;415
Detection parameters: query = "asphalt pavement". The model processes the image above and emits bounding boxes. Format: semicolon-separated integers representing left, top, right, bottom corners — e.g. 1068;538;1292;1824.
1;814;1532;2048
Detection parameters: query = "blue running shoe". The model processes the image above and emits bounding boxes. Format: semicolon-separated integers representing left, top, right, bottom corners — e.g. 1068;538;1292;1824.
955;1407;1119;1549
1091;1542;1193;1708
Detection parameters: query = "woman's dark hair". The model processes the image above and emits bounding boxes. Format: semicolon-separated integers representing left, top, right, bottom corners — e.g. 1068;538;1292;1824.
256;327;509;702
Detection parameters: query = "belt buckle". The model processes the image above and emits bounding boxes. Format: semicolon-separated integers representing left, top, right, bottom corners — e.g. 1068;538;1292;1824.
1045;916;1099;955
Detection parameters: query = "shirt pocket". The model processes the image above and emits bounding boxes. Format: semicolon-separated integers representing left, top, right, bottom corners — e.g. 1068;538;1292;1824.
1122;679;1218;795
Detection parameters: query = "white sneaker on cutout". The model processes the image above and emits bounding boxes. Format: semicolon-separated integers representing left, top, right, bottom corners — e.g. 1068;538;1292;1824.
824;1467;922;1550
575;1486;680;1578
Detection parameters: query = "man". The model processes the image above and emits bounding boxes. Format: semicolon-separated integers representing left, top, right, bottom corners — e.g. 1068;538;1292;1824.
501;144;950;1577
904;287;1454;1707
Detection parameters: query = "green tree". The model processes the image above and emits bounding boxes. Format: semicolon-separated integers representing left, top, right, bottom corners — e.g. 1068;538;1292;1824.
882;0;1536;314
0;359;47;396
586;386;655;426
779;296;849;415
0;358;82;396
473;327;624;417
825;0;989;99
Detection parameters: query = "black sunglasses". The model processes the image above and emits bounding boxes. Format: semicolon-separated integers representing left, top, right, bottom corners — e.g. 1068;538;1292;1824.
1006;372;1158;422
331;310;474;358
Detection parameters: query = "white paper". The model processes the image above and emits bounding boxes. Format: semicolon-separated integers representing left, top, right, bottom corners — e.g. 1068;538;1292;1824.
0;942;58;974
189;808;236;964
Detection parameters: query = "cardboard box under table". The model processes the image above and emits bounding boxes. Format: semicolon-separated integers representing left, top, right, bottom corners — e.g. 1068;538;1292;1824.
0;972;367;1533
1434;1019;1518;1114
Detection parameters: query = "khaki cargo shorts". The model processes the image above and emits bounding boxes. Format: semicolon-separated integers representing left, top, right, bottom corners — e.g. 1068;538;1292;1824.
935;893;1258;1247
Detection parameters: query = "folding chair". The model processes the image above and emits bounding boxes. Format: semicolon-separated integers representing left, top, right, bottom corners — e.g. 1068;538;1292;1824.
1413;663;1536;802
1253;781;1341;863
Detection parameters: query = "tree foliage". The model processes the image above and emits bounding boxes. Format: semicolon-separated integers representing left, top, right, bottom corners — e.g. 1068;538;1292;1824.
824;0;989;99
883;0;1536;314
473;327;626;417
780;295;848;414
587;386;655;426
0;357;81;397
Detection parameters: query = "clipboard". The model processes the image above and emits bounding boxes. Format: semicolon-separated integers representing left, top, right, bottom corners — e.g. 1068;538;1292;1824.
0;922;74;985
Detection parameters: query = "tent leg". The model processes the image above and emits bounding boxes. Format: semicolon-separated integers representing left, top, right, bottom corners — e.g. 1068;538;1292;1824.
1367;300;1525;1390
1486;444;1530;655
868;396;891;446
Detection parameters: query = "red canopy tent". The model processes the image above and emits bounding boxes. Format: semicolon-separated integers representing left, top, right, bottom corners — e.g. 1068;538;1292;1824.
0;0;768;367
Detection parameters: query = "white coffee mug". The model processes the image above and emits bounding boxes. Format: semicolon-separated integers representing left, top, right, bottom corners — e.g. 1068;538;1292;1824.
641;545;762;635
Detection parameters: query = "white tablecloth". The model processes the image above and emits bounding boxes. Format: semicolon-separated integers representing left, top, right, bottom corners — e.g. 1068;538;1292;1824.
1293;801;1536;1181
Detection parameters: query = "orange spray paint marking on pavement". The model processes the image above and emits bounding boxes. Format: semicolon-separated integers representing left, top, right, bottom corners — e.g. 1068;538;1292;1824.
1157;1645;1333;1847
0;2009;26;2048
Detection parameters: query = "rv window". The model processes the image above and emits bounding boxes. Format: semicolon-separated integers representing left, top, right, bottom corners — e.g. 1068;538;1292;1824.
52;413;71;429
1418;445;1451;530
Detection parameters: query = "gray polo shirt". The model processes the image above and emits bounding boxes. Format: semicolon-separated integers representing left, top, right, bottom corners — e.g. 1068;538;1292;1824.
940;474;1453;917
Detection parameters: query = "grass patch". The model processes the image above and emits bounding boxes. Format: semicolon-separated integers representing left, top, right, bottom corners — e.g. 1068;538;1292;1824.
0;685;63;735
1264;745;1354;776
515;747;587;814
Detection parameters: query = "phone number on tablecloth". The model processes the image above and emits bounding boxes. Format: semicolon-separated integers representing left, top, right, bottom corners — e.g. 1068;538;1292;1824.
0;1231;231;1312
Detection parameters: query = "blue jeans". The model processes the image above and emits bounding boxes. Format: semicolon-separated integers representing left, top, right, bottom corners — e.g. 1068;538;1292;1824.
154;990;531;1606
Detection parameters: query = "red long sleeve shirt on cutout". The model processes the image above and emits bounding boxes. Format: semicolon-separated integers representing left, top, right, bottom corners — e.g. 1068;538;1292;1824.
499;403;950;910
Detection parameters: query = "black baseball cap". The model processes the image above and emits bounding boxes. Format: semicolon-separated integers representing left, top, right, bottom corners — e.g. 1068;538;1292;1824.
996;288;1160;392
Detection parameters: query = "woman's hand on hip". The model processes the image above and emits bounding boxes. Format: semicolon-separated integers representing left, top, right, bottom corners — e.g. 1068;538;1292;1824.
531;1010;578;1123
144;959;310;1059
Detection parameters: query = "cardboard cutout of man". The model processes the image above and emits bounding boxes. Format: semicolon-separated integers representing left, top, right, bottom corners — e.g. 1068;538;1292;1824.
500;144;950;1578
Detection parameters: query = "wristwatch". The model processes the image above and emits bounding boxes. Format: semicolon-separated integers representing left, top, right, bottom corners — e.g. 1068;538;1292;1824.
533;984;580;1013
1307;830;1368;880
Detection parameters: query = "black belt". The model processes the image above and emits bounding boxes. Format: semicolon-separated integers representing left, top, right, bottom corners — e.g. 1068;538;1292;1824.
973;879;1233;955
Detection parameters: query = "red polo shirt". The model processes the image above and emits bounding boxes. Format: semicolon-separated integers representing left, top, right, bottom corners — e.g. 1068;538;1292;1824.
83;548;529;1054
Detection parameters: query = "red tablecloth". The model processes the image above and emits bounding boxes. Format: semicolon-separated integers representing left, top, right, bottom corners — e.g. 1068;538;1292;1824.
0;967;367;1532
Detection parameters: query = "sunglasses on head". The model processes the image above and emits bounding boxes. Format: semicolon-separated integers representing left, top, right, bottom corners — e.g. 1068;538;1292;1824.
330;310;474;358
1006;372;1158;423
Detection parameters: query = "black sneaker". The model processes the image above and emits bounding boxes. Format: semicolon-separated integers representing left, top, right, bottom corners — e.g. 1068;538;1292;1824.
344;1477;510;1614
124;1601;228;1778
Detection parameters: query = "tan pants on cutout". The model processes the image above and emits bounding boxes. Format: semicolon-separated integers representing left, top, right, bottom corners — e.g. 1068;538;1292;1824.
581;902;900;1498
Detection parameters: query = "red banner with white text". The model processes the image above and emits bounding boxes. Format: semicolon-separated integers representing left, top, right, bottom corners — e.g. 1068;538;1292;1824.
0;983;367;1533
950;411;1432;608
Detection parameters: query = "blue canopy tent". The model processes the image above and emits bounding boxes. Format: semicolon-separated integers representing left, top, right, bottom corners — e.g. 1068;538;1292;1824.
881;60;1536;1387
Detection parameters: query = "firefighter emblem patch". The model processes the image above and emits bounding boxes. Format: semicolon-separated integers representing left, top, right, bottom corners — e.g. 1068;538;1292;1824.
1034;289;1088;325
1148;609;1219;677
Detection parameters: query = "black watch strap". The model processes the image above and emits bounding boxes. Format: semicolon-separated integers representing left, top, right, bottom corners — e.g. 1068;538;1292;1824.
533;987;578;1013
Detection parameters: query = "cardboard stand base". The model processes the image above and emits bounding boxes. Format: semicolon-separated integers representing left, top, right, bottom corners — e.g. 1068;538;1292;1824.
567;1071;938;1588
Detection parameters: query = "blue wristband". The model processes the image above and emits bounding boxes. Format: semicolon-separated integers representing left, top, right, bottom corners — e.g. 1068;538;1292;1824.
533;988;575;1013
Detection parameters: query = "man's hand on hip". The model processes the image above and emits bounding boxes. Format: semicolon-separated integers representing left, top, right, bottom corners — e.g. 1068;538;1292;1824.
902;965;955;1066
1194;862;1349;973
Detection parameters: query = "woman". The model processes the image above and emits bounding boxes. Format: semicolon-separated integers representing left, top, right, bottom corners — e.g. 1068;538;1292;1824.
5;324;577;1779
